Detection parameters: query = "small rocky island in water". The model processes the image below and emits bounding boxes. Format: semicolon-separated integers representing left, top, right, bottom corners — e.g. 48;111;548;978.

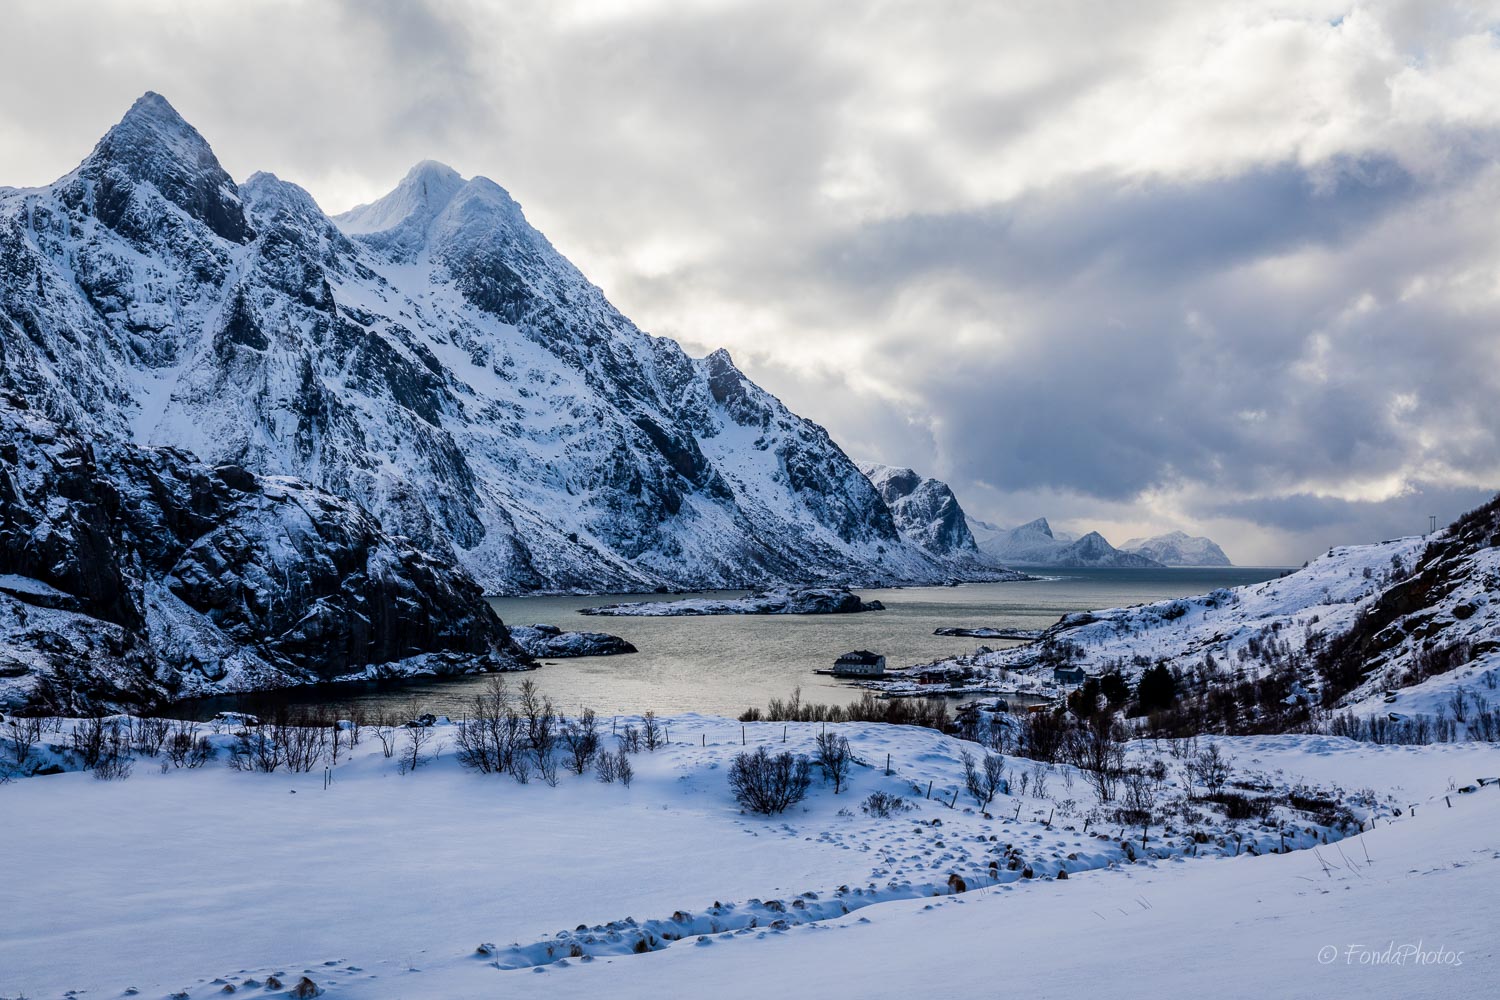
579;586;885;617
507;624;638;657
933;626;1043;640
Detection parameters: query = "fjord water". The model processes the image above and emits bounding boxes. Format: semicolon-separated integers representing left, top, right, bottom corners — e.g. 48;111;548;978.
185;567;1283;720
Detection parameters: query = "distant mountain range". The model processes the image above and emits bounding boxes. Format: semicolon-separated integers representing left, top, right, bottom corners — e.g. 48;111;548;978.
966;517;1232;568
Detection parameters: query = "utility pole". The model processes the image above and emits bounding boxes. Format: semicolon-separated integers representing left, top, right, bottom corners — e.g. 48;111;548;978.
1428;515;1437;535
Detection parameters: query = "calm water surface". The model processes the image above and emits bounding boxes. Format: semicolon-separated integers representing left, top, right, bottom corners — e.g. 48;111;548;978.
183;567;1285;720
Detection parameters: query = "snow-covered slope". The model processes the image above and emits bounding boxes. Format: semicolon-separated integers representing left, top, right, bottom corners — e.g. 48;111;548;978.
0;92;998;594
971;517;1162;568
0;401;523;712
1122;530;1232;566
945;501;1500;727
861;464;1010;574
3;714;1495;998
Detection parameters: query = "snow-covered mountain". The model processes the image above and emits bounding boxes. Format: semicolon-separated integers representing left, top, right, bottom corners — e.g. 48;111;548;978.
0;93;998;595
0;400;522;713
861;464;998;567
1122;530;1232;566
967;517;1161;568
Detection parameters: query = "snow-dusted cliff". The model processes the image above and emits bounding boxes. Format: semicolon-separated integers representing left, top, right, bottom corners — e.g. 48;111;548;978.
0;93;1003;595
0;401;523;712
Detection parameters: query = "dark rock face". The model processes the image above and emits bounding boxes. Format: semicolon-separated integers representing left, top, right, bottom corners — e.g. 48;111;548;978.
862;463;978;556
0;402;520;712
508;624;638;658
75;92;254;245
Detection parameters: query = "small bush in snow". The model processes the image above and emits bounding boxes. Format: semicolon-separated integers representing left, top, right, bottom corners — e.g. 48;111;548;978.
618;724;642;754
729;747;811;815
596;749;618;783
5;714;42;773
616;749;634;787
860;790;911;818
561;710;601;775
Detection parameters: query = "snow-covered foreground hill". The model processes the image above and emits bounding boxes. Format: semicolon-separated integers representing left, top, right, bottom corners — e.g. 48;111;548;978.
2;714;1495;998
914;507;1500;734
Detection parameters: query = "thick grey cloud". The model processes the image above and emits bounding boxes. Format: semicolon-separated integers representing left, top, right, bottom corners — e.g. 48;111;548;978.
2;0;1498;565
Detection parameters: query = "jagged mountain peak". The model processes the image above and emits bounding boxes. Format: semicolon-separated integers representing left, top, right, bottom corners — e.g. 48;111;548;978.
1015;517;1054;537
76;91;252;243
242;171;324;220
336;159;466;236
861;462;981;558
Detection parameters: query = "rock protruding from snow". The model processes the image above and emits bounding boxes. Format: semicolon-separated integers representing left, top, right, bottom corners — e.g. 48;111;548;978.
579;587;885;617
0;402;525;713
508;624;638;658
1121;531;1232;566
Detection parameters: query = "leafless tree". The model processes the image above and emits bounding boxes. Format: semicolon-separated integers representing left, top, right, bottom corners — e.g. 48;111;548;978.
1066;715;1125;803
618;724;642;754
615;748;633;787
372;712;398;759
595;748;619;783
1189;742;1232;795
814;731;853;794
400;721;435;774
561;710;601;775
5;715;43;772
642;711;664;751
962;749;1005;807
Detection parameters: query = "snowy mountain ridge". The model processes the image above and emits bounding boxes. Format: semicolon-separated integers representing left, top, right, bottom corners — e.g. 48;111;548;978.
0;92;1005;595
966;516;1161;568
1121;530;1232;566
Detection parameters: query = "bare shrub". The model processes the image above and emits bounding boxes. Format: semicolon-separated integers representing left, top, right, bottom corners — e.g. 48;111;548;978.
729;747;811;814
1188;742;1232;794
618;724;642;754
5;715;43;772
561;710;601;775
400;721;436;774
596;748;618;783
860;790;912;818
962;749;1005;807
642;711;663;751
615;748;634;787
814;731;853;794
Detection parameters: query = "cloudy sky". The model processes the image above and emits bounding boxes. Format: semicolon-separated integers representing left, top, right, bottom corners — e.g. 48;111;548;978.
4;0;1499;565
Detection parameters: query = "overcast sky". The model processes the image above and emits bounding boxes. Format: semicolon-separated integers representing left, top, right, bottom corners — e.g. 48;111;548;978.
4;0;1499;565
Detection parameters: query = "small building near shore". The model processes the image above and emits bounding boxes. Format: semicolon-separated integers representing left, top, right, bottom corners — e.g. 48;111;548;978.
1052;665;1087;686
834;650;886;677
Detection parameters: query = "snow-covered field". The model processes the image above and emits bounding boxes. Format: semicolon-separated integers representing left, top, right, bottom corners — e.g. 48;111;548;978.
3;714;1496;998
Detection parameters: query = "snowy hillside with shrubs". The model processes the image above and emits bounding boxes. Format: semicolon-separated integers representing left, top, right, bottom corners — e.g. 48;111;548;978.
2;695;1495;998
